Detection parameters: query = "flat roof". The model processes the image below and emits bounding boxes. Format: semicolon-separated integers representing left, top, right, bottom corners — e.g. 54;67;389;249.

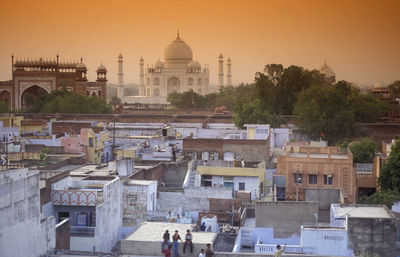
128;180;156;186
125;222;217;244
289;153;349;159
333;205;392;219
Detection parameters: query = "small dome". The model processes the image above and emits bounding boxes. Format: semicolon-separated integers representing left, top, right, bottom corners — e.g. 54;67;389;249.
227;57;231;62
195;61;201;68
118;53;123;59
140;57;144;62
76;60;87;70
320;61;335;78
97;63;107;72
188;60;197;68
164;35;193;62
155;60;164;68
218;53;223;59
373;80;387;89
214;107;223;114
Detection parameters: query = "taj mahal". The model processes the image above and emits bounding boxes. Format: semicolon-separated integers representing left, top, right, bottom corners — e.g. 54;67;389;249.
119;32;232;104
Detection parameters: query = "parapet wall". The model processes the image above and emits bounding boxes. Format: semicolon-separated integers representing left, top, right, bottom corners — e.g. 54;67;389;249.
255;201;319;238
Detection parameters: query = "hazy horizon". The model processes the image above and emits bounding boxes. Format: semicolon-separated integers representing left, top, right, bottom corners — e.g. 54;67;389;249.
0;0;399;87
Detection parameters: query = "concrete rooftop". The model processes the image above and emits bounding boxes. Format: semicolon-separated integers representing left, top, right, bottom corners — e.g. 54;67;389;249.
128;180;156;186
333;205;392;219
125;222;217;244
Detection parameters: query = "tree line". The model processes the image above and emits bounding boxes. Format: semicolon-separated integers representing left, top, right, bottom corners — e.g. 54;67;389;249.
168;64;393;144
23;88;113;114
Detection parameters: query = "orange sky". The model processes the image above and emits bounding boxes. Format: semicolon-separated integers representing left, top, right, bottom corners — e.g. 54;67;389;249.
0;0;399;86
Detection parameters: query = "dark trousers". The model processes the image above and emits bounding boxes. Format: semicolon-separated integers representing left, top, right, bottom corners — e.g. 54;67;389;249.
183;241;193;253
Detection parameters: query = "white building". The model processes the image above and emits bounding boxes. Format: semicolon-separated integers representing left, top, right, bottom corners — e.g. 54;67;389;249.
121;180;157;229
0;168;55;257
139;32;210;99
123;32;232;104
51;175;121;252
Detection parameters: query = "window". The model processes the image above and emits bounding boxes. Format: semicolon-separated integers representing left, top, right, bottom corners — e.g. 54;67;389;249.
202;175;212;187
147;78;150;85
309;174;317;184
76;212;88;226
293;173;303;183
198;78;203;85
324;175;333;185
224;181;234;188
239;182;245;190
154;77;160;86
188;77;194;86
89;138;94;148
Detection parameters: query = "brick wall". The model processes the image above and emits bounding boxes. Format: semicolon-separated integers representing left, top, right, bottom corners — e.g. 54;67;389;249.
209;198;242;212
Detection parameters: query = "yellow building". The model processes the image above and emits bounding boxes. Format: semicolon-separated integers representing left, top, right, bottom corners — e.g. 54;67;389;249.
0;114;23;129
83;129;105;164
115;146;138;160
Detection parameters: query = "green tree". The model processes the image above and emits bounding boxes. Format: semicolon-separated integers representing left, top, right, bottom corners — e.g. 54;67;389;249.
294;81;356;144
388;80;400;99
255;64;327;115
350;138;377;163
233;97;284;129
0;101;10;113
24;89;113;114
109;96;122;108
167;91;183;108
378;139;400;191
358;190;400;209
352;93;389;123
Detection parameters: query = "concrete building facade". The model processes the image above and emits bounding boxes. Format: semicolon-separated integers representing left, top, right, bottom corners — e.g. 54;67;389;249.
51;175;121;252
277;144;356;203
0;168;56;257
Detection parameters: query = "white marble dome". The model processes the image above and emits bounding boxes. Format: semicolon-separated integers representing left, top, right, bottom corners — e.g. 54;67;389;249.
373;80;387;89
320;61;335;78
155;60;164;68
164;35;193;62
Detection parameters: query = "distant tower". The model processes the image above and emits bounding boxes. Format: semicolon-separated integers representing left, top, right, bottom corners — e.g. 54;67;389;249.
320;61;336;84
226;57;232;86
96;63;107;101
139;57;145;96
117;54;124;98
218;54;224;88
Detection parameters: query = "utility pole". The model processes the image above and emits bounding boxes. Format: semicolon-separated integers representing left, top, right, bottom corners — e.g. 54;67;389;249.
112;119;116;161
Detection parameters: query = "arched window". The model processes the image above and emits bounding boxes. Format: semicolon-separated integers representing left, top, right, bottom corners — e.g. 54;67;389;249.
188;77;193;86
154;77;160;86
198;78;203;85
154;88;160;97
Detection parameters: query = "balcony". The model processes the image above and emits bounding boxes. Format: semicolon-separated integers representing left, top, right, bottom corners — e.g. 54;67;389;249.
255;238;313;254
70;226;95;237
52;190;104;206
356;172;377;188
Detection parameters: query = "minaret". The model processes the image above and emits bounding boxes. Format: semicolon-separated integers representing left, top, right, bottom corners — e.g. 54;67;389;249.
226;57;232;86
218;54;224;88
117;53;124;98
139;57;145;96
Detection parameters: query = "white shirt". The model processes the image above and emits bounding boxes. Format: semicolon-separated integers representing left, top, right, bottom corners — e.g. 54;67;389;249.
199;253;205;257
